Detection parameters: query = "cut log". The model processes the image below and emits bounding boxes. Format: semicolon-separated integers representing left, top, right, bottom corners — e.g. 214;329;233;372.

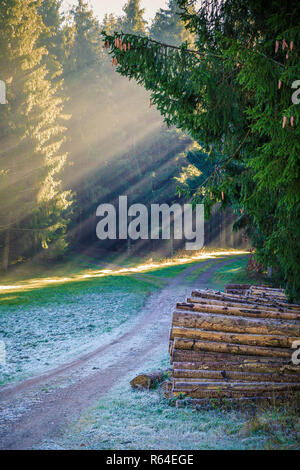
173;368;300;383
172;361;300;375
168;285;300;402
173;337;292;358
244;296;299;310
170;325;298;348
171;347;291;365
173;389;296;399
226;289;249;295
191;290;300;311
130;370;166;389
173;381;300;392
171;349;235;364
179;302;300;321
172;311;300;337
249;286;286;296
249;286;285;294
173;381;300;399
187;297;298;315
225;284;252;290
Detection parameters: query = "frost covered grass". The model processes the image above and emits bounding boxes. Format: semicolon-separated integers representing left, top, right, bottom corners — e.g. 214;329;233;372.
0;253;247;387
0;274;161;386
42;354;300;450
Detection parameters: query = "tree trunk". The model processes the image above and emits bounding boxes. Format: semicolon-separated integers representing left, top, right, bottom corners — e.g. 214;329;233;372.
130;370;168;389
191;290;300;311
172;381;300;398
220;210;226;248
173;337;291;358
172;311;300;337
171;347;291;364
170;325;298;348
173;368;300;383
186;296;298;314
2;213;11;271
176;302;300;321
172;360;300;375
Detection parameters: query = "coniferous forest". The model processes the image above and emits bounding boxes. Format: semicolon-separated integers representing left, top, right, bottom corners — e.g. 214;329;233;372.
1;0;299;300
0;0;199;265
0;0;300;452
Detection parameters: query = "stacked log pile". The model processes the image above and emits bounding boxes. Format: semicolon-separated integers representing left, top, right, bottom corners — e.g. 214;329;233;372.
168;285;300;401
225;284;286;302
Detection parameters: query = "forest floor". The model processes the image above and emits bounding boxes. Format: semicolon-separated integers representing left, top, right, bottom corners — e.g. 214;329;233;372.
0;251;299;450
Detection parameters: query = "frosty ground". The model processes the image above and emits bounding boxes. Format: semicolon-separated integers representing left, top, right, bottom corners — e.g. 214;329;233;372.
0;252;299;450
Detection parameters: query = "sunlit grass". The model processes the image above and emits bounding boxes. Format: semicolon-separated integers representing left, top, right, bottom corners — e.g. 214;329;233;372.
209;257;274;291
0;249;248;294
0;250;248;385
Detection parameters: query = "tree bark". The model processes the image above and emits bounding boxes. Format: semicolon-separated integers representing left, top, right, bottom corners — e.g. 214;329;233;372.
172;381;300;398
171;325;298;348
171;347;290;364
190;290;300;312
186;296;298;314
173;368;300;383
172;310;300;337
225;284;251;290
2;213;11;271
173;337;292;358
172;360;300;375
176;302;300;321
130;370;167;389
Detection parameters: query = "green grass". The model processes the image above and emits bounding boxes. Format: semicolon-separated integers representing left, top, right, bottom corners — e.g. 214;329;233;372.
0;248;248;286
0;274;159;308
0;252;250;387
184;261;220;283
144;261;200;279
208;257;274;291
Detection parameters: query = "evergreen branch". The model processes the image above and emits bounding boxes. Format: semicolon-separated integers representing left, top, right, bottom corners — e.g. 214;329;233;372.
222;129;251;166
103;32;285;69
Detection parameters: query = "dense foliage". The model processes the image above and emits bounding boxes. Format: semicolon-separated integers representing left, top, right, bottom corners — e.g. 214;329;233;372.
0;0;72;267
102;0;300;300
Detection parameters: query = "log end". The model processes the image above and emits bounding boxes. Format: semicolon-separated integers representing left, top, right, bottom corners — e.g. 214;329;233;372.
130;374;152;389
130;370;170;390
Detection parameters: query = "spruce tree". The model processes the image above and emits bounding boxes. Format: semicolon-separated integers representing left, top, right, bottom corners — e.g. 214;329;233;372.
0;0;71;269
102;0;300;300
150;0;193;46
121;0;147;35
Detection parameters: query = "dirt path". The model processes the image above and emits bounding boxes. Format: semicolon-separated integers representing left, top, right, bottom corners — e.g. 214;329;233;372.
0;256;243;450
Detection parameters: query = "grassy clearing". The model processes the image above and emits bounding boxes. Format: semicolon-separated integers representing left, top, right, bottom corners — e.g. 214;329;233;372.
0;248;247;289
1;250;228;386
208;257;274;291
184;261;218;283
41;253;300;451
2;251;298;450
0;273;161;386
